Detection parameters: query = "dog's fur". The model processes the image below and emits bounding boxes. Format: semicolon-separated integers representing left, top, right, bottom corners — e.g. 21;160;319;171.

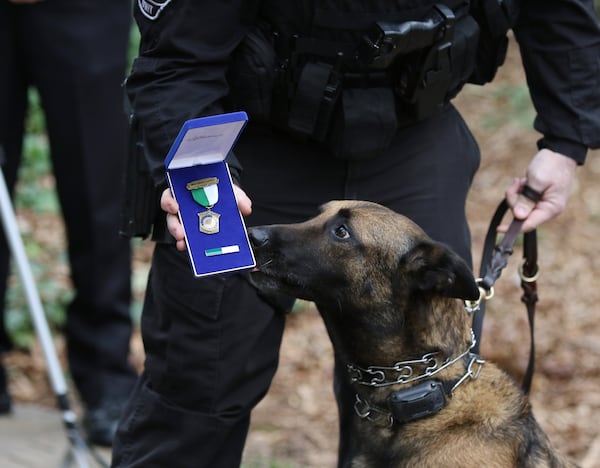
248;200;577;468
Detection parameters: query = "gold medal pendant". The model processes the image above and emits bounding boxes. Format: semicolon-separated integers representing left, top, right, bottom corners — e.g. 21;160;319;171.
187;177;221;235
198;209;220;234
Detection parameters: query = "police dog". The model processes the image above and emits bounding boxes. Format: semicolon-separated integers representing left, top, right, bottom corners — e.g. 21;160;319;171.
248;200;576;468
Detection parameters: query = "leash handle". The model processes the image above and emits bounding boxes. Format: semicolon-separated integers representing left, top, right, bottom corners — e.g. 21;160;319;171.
518;185;541;394
471;185;540;394
477;184;541;290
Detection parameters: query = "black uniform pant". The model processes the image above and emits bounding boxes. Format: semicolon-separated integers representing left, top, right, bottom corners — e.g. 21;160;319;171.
0;0;136;407
112;105;480;467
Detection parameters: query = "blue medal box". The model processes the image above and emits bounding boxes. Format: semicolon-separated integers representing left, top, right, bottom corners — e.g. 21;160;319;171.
165;111;255;277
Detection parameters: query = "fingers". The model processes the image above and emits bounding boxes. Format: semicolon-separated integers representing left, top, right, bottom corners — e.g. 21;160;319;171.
160;187;179;215
499;178;535;232
504;182;564;233
505;177;531;218
160;185;252;252
508;178;543;223
233;184;252;216
161;188;186;251
501;149;577;232
167;214;187;251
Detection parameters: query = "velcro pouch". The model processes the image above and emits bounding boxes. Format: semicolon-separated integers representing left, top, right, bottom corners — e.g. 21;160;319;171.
447;15;480;99
227;26;277;121
287;62;333;136
328;87;397;160
468;0;517;85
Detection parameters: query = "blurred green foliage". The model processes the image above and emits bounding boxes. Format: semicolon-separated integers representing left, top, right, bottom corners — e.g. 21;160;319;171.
17;90;60;214
127;23;140;72
5;88;68;349
242;458;295;468
478;83;535;131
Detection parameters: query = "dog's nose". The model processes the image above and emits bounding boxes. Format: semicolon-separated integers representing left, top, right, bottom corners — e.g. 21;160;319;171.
248;226;270;248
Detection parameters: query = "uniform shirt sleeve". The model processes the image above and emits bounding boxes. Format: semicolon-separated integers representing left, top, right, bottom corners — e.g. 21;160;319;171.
126;0;250;187
514;0;600;164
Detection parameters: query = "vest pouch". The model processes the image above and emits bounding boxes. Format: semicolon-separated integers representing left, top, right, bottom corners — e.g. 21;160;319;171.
287;62;337;138
447;15;480;99
227;26;277;121
328;87;397;160
468;0;519;85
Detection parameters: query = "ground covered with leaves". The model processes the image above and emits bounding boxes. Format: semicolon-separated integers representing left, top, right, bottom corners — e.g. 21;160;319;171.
4;39;600;467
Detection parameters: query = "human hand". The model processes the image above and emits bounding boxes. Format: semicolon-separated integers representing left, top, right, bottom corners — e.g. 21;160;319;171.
161;188;186;251
161;185;253;252
502;148;577;232
234;184;253;217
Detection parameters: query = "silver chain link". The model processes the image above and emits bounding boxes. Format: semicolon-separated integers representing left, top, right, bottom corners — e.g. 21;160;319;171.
347;330;477;388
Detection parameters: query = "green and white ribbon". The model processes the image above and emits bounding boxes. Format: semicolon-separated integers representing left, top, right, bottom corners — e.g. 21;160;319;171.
187;177;219;208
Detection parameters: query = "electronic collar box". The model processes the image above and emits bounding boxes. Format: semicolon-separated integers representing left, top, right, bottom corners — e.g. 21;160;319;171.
164;111;255;277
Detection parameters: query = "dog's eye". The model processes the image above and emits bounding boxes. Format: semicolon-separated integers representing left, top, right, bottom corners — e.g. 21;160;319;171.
333;225;351;239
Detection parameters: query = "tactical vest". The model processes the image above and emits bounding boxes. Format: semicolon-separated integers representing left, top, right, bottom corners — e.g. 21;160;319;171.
227;0;519;160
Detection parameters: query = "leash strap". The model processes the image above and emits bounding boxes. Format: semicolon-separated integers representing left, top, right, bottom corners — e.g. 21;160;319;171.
471;195;539;394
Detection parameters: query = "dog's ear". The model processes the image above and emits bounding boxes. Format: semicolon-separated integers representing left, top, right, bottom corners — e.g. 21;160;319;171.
402;240;480;301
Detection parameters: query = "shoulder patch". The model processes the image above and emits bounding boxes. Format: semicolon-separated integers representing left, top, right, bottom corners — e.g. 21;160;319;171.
137;0;173;21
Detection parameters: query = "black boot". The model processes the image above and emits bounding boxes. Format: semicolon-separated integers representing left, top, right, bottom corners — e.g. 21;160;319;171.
83;396;128;447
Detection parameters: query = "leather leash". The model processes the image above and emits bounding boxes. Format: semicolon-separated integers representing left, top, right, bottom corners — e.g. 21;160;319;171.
470;187;541;394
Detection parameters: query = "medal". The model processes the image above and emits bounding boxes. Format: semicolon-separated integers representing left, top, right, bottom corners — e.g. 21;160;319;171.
186;177;220;234
198;210;220;234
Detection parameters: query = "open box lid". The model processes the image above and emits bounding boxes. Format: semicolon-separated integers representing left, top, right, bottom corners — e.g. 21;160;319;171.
165;111;248;169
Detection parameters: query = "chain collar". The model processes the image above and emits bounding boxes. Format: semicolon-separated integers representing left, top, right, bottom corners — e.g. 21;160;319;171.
353;352;485;427
347;329;477;388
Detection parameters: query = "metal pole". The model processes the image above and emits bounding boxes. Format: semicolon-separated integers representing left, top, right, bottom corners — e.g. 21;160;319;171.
0;147;106;467
0;155;68;396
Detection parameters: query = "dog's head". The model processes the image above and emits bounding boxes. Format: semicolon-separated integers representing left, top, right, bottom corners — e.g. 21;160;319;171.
249;200;478;304
249;200;479;360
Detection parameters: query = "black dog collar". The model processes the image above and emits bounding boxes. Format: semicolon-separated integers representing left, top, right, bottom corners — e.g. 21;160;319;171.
386;379;452;424
353;353;485;427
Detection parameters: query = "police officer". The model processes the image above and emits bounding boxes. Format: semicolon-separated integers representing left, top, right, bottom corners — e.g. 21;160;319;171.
0;0;137;446
113;0;600;466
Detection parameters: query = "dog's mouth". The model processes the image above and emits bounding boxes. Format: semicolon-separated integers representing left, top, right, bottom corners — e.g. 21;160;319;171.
250;260;308;297
251;260;288;287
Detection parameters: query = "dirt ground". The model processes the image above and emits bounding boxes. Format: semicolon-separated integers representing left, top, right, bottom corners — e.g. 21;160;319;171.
4;38;600;467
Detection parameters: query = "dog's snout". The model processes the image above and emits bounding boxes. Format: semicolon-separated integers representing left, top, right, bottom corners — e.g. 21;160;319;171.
248;227;270;248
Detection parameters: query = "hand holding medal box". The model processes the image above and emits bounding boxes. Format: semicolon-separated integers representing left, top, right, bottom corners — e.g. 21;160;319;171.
165;112;255;277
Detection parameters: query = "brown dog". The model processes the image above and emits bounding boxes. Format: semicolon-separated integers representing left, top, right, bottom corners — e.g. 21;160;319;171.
248;200;577;468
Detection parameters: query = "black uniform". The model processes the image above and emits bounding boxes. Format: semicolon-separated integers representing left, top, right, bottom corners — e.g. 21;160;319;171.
0;0;136;419
113;1;600;467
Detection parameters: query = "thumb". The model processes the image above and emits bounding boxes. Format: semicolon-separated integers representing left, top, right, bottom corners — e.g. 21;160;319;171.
514;183;544;220
513;197;536;220
505;178;535;220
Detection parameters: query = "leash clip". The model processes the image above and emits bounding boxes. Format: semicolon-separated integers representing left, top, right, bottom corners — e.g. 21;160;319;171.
464;280;494;314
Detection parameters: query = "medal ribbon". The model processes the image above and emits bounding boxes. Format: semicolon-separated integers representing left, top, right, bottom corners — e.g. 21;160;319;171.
191;184;218;208
187;178;219;208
